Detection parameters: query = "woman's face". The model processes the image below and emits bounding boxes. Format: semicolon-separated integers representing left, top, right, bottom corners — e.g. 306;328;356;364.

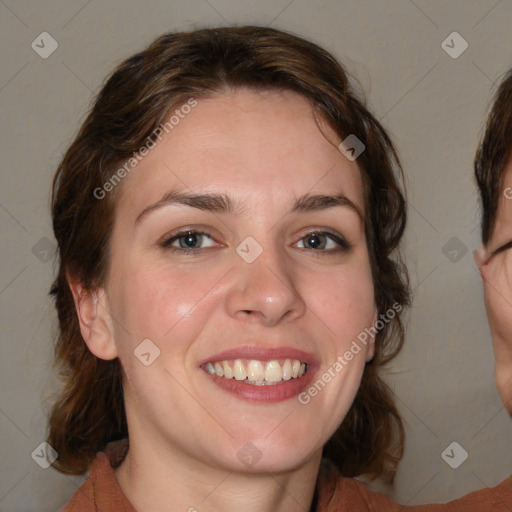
100;89;377;472
479;162;512;415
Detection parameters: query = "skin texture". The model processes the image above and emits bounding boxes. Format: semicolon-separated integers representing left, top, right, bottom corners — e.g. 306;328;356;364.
475;162;512;416
69;89;378;512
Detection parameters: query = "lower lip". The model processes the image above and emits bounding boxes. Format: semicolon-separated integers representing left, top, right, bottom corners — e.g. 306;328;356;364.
202;366;318;403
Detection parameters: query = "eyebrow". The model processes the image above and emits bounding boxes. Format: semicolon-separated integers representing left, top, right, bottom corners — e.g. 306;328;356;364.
134;189;364;225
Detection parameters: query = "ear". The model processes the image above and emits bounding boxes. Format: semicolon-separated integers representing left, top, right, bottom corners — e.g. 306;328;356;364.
473;245;488;271
67;273;118;361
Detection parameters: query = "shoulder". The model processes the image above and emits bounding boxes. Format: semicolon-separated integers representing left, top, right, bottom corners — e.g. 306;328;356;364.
397;476;512;512
60;438;132;512
432;475;512;512
316;460;512;512
59;452;109;511
316;459;402;511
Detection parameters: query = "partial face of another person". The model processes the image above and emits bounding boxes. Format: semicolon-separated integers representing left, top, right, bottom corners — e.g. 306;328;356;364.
84;88;378;473
478;160;512;415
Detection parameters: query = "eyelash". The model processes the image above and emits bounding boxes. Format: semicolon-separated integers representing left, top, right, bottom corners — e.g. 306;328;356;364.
159;228;351;256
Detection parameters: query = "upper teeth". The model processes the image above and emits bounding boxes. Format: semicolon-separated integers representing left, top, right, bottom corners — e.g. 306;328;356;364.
203;359;307;383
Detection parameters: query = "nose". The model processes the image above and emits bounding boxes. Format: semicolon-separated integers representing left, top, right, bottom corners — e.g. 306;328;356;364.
224;243;307;327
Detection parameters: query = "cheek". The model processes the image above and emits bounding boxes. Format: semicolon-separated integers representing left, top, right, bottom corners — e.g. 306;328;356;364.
305;261;375;344
109;262;221;348
111;266;212;395
482;259;512;336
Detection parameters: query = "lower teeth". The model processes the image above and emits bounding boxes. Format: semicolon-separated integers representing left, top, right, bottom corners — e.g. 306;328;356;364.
245;380;281;386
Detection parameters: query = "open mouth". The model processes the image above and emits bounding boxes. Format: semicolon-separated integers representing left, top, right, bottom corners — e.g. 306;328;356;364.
202;358;308;385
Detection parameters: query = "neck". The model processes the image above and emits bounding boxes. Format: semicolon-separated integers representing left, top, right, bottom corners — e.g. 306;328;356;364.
114;434;323;512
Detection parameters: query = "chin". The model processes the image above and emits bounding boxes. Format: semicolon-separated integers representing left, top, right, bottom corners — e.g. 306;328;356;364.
219;436;320;475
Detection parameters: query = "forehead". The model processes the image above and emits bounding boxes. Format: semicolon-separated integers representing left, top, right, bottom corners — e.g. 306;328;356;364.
115;88;365;219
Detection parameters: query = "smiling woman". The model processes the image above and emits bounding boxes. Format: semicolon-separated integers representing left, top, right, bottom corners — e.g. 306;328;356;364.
47;26;413;511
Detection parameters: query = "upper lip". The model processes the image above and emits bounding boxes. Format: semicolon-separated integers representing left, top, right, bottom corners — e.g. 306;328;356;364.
198;345;318;366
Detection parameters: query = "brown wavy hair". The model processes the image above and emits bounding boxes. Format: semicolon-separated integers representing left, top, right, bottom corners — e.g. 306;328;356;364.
474;68;512;244
47;25;410;483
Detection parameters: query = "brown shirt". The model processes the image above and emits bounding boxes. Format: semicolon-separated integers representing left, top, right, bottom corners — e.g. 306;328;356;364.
61;439;512;511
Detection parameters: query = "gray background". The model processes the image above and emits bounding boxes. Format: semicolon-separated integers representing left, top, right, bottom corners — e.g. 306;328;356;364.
1;0;512;510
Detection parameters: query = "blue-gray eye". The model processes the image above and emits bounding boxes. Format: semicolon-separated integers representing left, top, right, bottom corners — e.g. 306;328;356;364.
296;231;351;252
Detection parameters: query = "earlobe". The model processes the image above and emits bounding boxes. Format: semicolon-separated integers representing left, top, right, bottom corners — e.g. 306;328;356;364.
67;275;118;361
473;245;488;271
